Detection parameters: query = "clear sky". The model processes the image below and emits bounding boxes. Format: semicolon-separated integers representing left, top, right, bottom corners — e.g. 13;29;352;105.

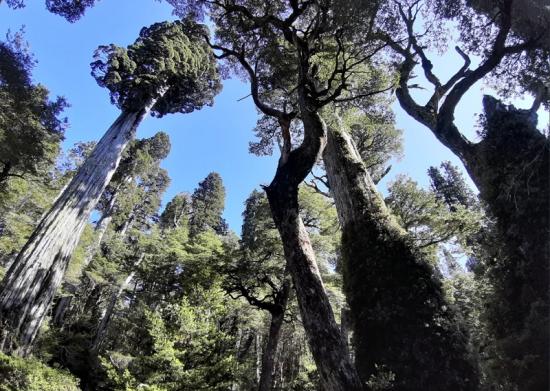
1;1;548;232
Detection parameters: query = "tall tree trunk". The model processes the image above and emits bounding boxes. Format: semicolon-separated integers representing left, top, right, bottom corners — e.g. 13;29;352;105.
264;108;362;391
0;104;154;355
117;211;135;237
255;333;262;385
323;123;479;390
258;279;290;391
91;253;144;352
457;97;549;390
83;190;120;268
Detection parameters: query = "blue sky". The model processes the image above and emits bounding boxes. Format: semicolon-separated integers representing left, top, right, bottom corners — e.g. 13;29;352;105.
1;1;548;232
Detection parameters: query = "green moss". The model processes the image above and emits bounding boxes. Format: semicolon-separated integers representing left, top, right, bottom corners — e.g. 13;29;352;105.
0;352;81;391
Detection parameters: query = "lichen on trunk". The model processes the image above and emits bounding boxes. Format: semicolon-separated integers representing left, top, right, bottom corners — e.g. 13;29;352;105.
323;123;479;390
0;105;153;355
461;97;549;390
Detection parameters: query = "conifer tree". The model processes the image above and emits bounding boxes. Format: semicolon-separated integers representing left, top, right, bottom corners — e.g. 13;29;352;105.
380;2;548;387
189;172;226;237
0;20;221;355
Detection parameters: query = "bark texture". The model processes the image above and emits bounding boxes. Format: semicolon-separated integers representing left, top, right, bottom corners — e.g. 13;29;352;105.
91;254;144;352
323;124;479;390
258;279;290;391
0;106;152;355
264;109;362;391
460;98;549;390
82;190;119;267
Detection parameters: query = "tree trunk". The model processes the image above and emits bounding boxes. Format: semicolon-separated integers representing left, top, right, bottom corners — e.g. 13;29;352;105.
0;104;154;355
52;295;72;327
264;108;362;391
116;211;135;237
91;253;144;352
323;124;479;390
0;161;12;188
458;97;549;390
82;190;120;268
258;279;290;391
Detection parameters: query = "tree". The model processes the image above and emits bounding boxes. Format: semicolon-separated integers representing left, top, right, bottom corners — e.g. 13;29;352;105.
85;132;171;268
428;161;477;211
177;1;364;387
224;190;290;391
323;112;479;390
159;192;192;230
0;19;221;355
0;30;68;188
189;172;226;237
380;1;548;387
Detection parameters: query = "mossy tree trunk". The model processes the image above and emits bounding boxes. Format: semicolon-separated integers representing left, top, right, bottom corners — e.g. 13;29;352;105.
323;123;479;390
0;103;154;355
458;98;549;390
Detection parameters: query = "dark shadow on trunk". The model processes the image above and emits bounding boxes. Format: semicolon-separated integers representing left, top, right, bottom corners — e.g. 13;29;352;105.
323;124;479;390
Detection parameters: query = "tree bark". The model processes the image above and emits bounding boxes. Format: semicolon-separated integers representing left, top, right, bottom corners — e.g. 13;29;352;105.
264;108;362;391
91;253;144;352
258;279;290;391
457;97;549;390
0;104;154;355
116;211;135;237
0;161;12;188
82;190;120;268
323;123;479;390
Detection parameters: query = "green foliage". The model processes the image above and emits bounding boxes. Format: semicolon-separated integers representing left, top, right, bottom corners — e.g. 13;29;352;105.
102;287;238;391
0;175;62;266
0;352;81;391
189;172;226;237
386;174;482;260
428;161;477;211
0;29;67;186
159;193;191;230
91;20;221;115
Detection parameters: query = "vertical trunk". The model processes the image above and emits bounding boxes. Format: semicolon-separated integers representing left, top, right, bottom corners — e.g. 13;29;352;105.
82;190;120;268
255;333;262;385
52;295;72;326
51;282;77;327
323;124;479;390
264;112;362;390
91;254;144;352
340;306;350;353
116;211;135;237
0;161;12;188
0;105;153;355
458;97;549;390
258;279;290;391
231;328;243;391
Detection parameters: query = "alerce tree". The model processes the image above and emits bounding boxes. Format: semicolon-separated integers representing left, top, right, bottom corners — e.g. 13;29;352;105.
0;19;221;355
379;1;548;388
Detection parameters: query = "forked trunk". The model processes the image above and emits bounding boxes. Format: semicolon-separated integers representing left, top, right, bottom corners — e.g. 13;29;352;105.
323;124;479;390
0;104;154;355
264;109;362;390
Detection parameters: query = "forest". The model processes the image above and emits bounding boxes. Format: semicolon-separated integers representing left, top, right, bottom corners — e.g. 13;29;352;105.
0;0;548;390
